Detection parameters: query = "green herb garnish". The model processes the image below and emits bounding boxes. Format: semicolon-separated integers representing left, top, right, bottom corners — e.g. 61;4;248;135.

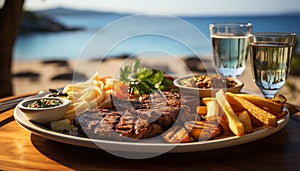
48;89;68;97
27;99;63;108
119;58;173;95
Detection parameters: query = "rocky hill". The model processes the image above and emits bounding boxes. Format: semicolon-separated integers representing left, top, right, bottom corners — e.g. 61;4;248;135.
20;10;84;34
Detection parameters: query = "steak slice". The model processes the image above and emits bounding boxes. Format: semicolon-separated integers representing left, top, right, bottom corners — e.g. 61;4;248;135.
94;111;122;140
115;110;135;137
133;118;162;139
74;110;108;137
155;106;179;130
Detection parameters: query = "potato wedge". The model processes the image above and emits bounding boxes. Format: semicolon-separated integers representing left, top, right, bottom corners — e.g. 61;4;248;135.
216;90;244;136
226;92;277;127
277;110;288;118
202;97;215;105
206;100;219;118
271;94;287;104
249;114;263;127
237;111;253;133
219;113;232;135
230;103;245;113
196;106;207;116
235;94;283;115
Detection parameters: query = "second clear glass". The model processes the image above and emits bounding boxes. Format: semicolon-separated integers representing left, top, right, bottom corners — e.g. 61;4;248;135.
249;32;296;98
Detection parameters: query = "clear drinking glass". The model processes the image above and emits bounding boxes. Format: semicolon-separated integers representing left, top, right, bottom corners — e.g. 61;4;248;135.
210;23;252;77
249;32;296;98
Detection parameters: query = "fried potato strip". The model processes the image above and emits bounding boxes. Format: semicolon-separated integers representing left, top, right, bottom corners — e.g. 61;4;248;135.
237;111;253;133
216;90;244;136
235;94;283;115
206;100;219;118
226;92;277;127
196;106;207;116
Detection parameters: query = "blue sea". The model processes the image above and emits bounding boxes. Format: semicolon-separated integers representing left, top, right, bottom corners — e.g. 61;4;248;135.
14;12;300;61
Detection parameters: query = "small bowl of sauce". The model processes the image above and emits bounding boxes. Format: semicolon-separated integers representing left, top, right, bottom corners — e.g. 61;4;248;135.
19;97;70;124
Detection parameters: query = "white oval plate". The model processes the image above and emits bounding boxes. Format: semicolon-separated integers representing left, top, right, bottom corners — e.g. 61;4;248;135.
14;105;289;153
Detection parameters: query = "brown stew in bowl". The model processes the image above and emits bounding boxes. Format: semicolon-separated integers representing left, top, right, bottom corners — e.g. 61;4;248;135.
179;75;238;89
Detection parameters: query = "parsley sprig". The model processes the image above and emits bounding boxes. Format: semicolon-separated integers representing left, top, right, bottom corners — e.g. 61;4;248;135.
120;58;172;95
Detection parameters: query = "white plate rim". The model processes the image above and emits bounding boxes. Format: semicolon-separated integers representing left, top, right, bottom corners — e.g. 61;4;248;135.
13;104;290;153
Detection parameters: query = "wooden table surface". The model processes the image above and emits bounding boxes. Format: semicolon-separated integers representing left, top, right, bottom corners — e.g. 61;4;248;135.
1;95;300;171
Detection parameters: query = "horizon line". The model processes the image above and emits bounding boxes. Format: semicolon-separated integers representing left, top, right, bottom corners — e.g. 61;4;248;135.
26;6;300;17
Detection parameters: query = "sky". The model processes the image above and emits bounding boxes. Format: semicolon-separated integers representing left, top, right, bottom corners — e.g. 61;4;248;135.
22;0;300;16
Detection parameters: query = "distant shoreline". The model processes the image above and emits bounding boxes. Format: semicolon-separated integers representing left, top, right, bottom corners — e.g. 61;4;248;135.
20;11;84;34
14;12;300;61
30;7;300;18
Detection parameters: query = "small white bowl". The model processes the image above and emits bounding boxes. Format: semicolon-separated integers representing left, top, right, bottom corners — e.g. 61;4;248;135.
18;97;70;124
173;75;244;98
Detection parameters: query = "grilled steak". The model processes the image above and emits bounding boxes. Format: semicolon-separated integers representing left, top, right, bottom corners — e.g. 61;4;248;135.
75;91;199;141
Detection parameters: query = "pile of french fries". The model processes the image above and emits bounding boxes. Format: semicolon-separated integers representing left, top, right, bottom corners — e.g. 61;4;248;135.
197;89;288;136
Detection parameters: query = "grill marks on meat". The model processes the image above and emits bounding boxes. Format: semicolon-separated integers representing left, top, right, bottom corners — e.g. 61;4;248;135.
77;109;164;141
96;112;122;139
134;118;162;139
116;110;135;137
156;106;179;129
81;111;122;140
75;91;198;141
